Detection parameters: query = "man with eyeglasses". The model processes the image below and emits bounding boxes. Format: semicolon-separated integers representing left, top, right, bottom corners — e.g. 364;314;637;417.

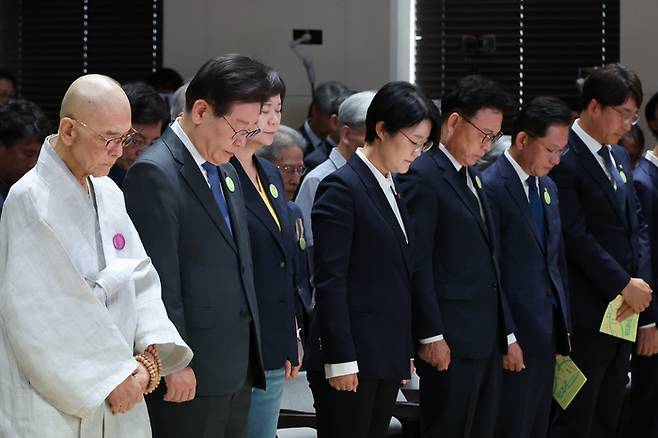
123;55;271;438
108;82;169;189
397;75;514;438
548;64;656;438
482;96;573;438
0;74;193;437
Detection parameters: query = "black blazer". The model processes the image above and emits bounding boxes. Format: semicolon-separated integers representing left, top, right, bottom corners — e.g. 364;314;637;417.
549;129;657;329
484;155;571;356
635;158;658;295
288;201;314;314
231;155;298;371
304;154;415;380
304;138;332;172
123;127;265;395
396;149;513;360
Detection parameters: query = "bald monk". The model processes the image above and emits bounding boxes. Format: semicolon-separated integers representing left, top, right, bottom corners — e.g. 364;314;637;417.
0;74;193;437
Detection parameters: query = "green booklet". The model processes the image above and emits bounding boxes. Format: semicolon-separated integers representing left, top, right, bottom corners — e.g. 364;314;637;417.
553;355;587;409
599;295;638;342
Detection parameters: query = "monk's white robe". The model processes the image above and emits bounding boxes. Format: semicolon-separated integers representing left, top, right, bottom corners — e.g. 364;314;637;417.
0;136;193;437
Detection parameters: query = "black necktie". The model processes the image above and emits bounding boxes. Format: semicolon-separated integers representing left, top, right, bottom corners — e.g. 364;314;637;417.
526;176;545;246
597;146;627;213
458;167;480;213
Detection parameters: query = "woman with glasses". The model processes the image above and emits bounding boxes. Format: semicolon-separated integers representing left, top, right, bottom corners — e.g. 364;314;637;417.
229;68;302;438
303;81;439;438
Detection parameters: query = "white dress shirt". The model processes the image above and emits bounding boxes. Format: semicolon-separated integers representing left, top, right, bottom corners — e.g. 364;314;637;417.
645;150;658;168
504;148;539;201
572;119;620;188
303;119;323;149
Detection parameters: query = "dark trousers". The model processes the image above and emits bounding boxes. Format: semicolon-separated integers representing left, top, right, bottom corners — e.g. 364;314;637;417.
549;329;631;438
619;352;658;438
418;352;502;438
495;348;556;438
307;371;400;438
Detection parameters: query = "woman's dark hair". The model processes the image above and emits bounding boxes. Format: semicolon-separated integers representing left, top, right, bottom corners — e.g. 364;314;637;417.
440;75;511;123
645;91;658;139
266;68;286;103
185;54;271;116
513;96;573;140
364;81;440;145
0;99;51;149
581;63;642;108
121;82;169;126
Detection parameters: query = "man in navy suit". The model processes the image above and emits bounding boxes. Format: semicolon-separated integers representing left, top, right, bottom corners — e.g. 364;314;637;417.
548;63;656;438
483;96;573;438
397;75;514;438
620;91;658;437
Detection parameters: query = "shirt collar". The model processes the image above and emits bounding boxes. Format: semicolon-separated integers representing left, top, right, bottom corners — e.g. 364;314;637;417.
438;143;463;172
171;118;206;167
303;119;322;147
326;136;338;148
504;148;532;185
355;148;397;193
329;147;347;169
646;150;658;168
572;118;606;155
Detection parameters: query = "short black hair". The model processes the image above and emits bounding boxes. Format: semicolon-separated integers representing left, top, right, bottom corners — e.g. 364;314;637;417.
620;124;645;150
513;96;573;140
121;82;169;125
146;67;184;93
581;63;643;108
266;68;286;103
645;91;658;139
364;81;440;144
185;54;271;117
440;75;511;123
312;80;352;114
0;69;17;88
0;99;51;149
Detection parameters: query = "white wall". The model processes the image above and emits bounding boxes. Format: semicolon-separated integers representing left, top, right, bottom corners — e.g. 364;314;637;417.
163;0;410;127
621;1;658;138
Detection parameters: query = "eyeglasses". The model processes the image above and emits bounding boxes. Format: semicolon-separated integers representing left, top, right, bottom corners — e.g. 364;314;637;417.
277;164;307;176
130;132;152;148
459;114;503;145
399;130;434;153
222;116;261;140
71;118;138;150
609;106;640;126
527;134;569;157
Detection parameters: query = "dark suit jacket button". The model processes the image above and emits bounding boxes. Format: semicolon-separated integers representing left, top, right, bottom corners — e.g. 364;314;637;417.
279;261;286;268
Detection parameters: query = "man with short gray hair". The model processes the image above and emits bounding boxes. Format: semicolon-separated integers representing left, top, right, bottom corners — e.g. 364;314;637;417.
295;90;375;249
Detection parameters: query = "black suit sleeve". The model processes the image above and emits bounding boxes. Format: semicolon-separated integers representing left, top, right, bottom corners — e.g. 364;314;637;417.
123;160;188;343
633;176;658;325
312;175;358;364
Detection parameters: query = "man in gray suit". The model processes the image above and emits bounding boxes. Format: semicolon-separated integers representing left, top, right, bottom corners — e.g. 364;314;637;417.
123;55;271;438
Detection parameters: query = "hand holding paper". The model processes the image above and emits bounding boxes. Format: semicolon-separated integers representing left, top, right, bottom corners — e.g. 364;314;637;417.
600;295;639;342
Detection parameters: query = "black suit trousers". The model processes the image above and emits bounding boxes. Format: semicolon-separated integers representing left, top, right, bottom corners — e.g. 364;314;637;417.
307;371;400;438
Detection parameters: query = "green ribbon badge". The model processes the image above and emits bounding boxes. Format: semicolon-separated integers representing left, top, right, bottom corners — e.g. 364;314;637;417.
619;170;627;184
475;175;483;189
544;188;551;205
269;183;279;199
299;236;307;251
225;176;236;192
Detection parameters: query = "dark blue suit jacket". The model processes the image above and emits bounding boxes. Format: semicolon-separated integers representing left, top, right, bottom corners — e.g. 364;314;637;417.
231;155;299;371
304;154;415;380
484;154;571;356
287;201;314;313
634;158;658;305
396;149;513;360
549;129;657;329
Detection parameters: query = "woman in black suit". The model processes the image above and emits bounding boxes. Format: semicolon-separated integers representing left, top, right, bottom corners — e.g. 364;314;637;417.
230;68;301;438
304;81;439;438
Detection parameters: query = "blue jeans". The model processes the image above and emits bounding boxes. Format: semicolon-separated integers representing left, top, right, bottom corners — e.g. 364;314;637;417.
247;367;286;438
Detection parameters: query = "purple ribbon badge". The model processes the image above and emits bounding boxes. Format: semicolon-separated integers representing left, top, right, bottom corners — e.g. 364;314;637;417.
113;233;126;250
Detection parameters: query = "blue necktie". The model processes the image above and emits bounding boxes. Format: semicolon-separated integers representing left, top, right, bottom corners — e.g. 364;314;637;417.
526;176;545;246
597;146;626;212
201;162;233;235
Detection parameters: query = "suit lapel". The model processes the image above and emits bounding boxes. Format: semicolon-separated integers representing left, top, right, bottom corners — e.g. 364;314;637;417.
610;146;632;228
163;131;238;253
570;130;627;225
539;177;557;256
350;156;412;278
499;156;545;252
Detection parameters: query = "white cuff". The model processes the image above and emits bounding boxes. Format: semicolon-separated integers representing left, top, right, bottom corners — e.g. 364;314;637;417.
419;334;444;344
639;323;657;329
324;361;359;378
507;333;517;345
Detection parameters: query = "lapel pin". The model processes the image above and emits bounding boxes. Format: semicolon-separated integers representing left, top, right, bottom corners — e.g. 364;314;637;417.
299;236;307;251
619;170;627;184
269;183;279;199
225;176;236;192
475;175;483;189
544;188;551;205
113;233;126;250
